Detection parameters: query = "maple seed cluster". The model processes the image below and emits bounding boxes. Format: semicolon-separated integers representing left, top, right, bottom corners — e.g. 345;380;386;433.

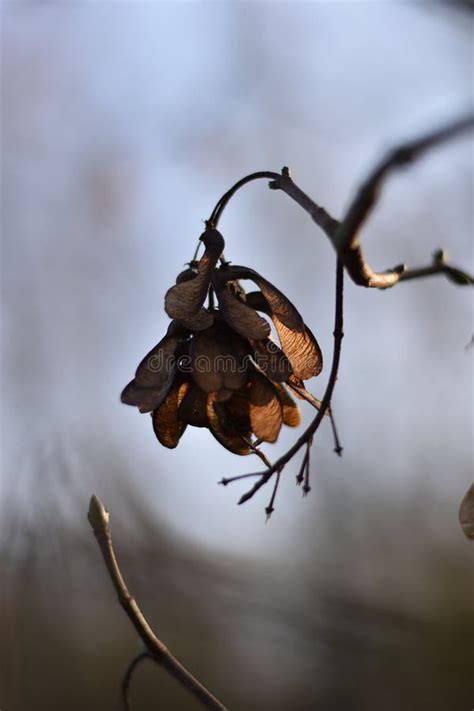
121;227;323;455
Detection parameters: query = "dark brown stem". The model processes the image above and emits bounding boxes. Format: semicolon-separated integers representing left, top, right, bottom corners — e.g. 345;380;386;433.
237;258;344;506
209;171;280;227
302;438;312;495
87;496;228;711
335;114;474;260
265;469;282;520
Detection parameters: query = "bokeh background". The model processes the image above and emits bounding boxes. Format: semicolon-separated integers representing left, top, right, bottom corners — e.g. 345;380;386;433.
1;2;473;710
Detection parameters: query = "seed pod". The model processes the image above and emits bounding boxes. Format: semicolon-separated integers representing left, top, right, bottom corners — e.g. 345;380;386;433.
152;380;190;448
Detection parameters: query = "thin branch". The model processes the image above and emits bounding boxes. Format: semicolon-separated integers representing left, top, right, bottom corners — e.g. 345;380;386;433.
236;258;344;506
87;496;229;711
296;439;312;495
265;468;282;521
336;114;474;254
398;249;473;285
286;381;324;410
122;651;151;711
286;382;343;455
328;407;343;456
209;171;280;227
270;115;474;288
302;438;312;496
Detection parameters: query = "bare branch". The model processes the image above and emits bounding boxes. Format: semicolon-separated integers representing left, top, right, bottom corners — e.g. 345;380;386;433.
270;114;474;288
87;496;228;711
399;249;473;285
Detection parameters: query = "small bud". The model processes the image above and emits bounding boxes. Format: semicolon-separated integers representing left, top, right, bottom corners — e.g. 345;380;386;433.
88;495;110;533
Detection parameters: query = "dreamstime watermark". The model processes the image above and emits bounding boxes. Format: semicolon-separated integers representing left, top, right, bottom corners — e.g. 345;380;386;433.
147;341;289;375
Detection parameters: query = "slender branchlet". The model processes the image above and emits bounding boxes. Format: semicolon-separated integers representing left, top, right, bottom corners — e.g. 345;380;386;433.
87;496;228;711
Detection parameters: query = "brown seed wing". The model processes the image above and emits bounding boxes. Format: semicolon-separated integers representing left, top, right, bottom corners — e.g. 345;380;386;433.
133;323;183;387
273;317;323;380
247;372;283;443
121;323;184;412
221;270;322;380
273;384;301;427
220;266;303;330
178;384;209;428
216;286;271;340
164;229;224;320
152;381;190;448
206;392;253;455
120;375;175;413
245;291;271;314
251;338;292;382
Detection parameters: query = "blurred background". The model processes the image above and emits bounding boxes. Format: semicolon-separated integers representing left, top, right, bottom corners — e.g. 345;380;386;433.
1;2;473;710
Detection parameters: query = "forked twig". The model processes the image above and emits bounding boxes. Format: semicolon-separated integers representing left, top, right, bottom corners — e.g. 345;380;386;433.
87;496;228;711
270;115;474;288
211;114;472;510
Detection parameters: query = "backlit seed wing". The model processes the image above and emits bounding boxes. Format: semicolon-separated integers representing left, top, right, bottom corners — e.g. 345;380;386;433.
220;266;303;330
251;338;292;382
247;372;283;443
216;285;271;340
206;392;253;455
165;228;224;320
152;380;190;448
273;317;323;379
246;290;323;379
273;384;301;427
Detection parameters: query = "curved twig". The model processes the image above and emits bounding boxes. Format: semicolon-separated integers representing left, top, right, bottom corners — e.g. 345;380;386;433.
208;171;280;227
87;496;228;711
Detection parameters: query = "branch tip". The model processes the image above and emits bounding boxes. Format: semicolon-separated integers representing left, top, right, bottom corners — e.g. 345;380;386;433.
88;495;109;533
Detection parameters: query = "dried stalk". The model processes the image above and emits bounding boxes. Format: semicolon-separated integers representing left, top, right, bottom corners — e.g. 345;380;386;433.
87;496;228;711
